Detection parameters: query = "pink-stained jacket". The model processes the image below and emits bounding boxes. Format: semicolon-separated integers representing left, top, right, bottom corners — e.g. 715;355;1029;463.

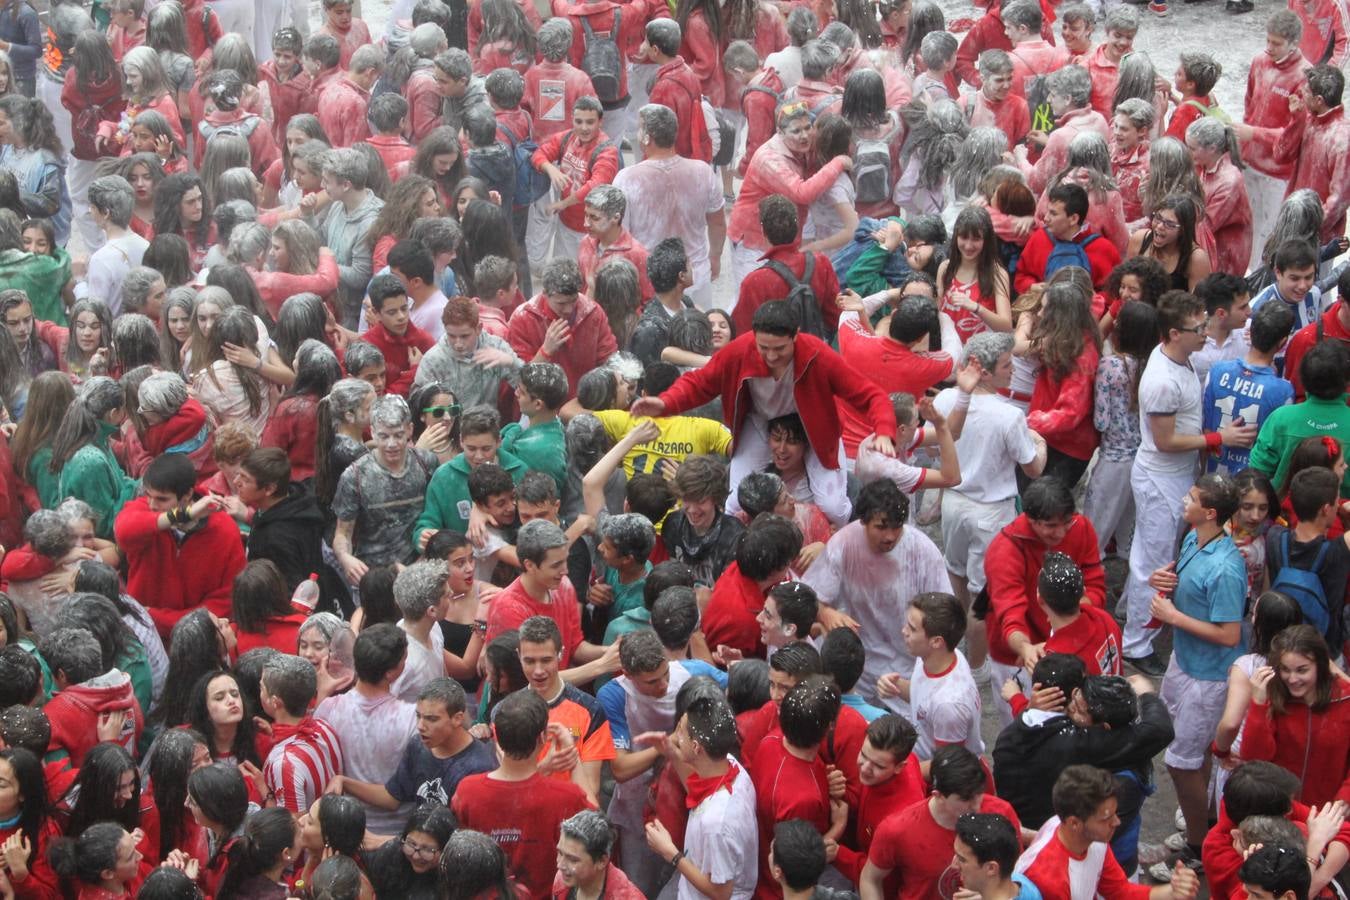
727;133;849;252
523;59;596;141
959;89;1031;146
1111;140;1149;224
250;251;340;319
1022;106;1109;195
578;228;656;300
787;77;844;117
317;76;372;148
1035;184;1129;256
954;2;1057;88
1294;0;1349;66
107;19;145;62
738;67;785;177
1242;49;1311;180
319;18;373;69
1007;39;1069;100
404;65;443;142
1198;156;1253;278
1274;104;1350;241
507;293;619;394
720;5;790;109
678;8;724;108
193;110;280;177
1085;43;1122;117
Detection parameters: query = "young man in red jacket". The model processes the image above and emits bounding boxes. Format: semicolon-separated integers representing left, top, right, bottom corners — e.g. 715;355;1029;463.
362;274;435;398
40;627;143;767
528;96;621;272
317;43;382;148
507;257;618;396
1014;183;1121;293
112;453;247;640
259;26;311;146
734;194;841;339
523;18;596;142
643;19;712;163
983;476;1106;726
632;299;899;523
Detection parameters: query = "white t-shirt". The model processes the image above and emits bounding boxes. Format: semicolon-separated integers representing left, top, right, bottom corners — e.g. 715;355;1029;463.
473;527;510;584
391;621;446;703
804;172;855;242
1135;344;1203;475
747;370;797;431
910;649;985;760
800;521;953;716
855;434;927;493
613;156;724;286
933;389;1037;504
314;689;417;834
681;758;758;900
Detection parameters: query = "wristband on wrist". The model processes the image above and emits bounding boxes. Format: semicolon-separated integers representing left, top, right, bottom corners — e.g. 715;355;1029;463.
669;850;685;867
1209;740;1231;759
1204;431;1223;453
954;391;972;411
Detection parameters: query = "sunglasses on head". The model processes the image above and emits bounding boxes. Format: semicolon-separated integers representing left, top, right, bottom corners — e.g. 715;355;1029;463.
423;404;461;418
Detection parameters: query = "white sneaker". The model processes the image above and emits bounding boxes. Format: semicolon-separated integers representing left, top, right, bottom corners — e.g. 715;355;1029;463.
1163;832;1189;853
1136;843;1169;867
1173;807;1186;832
971;660;992;687
916;489;942;525
1146;862;1175;884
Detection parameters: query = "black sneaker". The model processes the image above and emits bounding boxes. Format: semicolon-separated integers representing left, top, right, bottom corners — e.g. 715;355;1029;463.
1226;0;1254;11
1124;652;1167;677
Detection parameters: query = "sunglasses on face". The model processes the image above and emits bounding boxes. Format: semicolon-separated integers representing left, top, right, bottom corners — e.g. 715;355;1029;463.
423;404;461;418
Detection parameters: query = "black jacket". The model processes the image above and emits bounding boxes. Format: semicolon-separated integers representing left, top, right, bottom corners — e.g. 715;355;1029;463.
246;483;348;612
991;693;1174;829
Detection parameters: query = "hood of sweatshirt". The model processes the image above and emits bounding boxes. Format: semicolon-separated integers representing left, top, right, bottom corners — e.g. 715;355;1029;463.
62;669;136;714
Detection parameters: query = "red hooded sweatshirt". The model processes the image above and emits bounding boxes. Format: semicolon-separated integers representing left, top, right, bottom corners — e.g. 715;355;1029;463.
657;331;897;470
46;670;144;767
1202;799;1350;900
122;398;218;480
984;513;1107;667
1242;679;1350;808
113;497;247;640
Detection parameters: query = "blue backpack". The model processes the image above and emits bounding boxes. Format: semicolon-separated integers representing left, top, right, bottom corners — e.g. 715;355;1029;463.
499;120;551;207
1042;227;1098;280
1271;530;1333;638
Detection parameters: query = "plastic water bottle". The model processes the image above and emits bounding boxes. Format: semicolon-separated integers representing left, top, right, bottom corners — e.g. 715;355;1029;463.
291;573;321;615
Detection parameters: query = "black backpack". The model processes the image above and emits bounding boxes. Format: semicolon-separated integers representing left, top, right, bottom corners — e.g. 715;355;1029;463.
580;9;624;105
760;255;827;339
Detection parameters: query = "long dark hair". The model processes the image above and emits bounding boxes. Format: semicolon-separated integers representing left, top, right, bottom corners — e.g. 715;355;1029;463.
65;742;141;836
153;173;210;248
10;371;73;478
439;830;517;900
153;609;228;727
0;748;47;868
940;205;1003;303
1268;624;1334;715
315;794;366;859
72;29;116;92
479;0;536;57
413;127;466;201
459;198;518;295
410;381;461;447
900;0;942;69
0;96;61;155
186;763;250;853
368;803;457;896
203;306;266;416
1113;300;1158;411
144;233;195;288
675;0;723;45
144;728;210;861
184;670;262;766
288;338;340;400
1153;193;1201;274
217;807;297;900
231;560;292;634
1029;281;1103;379
1249;591;1302;659
48;376;124;472
275;293;329;370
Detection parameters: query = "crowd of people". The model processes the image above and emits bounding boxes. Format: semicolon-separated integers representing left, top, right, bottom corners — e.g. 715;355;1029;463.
0;0;1348;897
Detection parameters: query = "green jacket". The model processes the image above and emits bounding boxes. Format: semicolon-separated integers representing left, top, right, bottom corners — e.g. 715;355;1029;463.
602;603;651;646
500;418;567;493
56;421;139;539
26;445;60;511
414;449;527;545
1248;394;1350;496
0;248;70;326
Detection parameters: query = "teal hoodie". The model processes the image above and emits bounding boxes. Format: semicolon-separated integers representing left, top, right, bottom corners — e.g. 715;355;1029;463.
500;418;567;493
56;420;139;539
414;449;527;544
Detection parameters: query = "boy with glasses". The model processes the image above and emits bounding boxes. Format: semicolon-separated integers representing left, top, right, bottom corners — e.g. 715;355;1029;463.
1120;292;1256;677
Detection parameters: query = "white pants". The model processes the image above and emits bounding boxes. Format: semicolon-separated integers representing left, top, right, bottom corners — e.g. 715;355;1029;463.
729;241;763;311
726;422;852;525
612;61;660;162
1083;455;1136;556
66;158;104;254
209;0;255;47
1245;168;1288;275
1121;463;1194;658
525;189;583;275
988;659;1027;730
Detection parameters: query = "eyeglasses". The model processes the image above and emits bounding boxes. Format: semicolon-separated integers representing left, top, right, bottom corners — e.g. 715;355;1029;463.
1150;215;1181;231
423;404;461;418
1175;323;1206;335
402;839;441;859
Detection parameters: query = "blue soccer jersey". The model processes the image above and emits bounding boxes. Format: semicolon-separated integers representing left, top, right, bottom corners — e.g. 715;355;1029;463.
1202;359;1294;474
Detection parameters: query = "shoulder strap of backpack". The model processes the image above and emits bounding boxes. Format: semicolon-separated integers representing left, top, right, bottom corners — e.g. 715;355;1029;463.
1079;233;1099;248
1185;98;1208;114
1318;313;1326;343
555;128;573;164
589;138;617;167
1310;536;1333;575
762;258;801;287
802;252;815;284
580;14;596;39
499;120;520;149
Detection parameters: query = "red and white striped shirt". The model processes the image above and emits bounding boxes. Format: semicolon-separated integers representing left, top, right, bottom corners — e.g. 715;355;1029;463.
1015;818;1149;900
263;717;344;815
